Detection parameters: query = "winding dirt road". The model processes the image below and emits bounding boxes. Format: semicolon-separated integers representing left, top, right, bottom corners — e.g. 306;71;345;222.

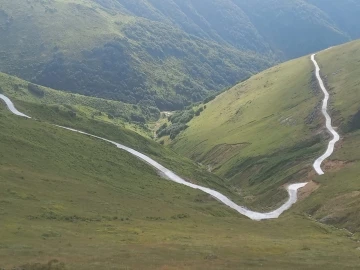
0;52;339;220
311;54;341;175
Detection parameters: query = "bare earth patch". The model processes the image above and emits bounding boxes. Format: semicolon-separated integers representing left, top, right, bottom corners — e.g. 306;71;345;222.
298;181;320;201
292;158;352;201
282;168;319;201
322;159;354;172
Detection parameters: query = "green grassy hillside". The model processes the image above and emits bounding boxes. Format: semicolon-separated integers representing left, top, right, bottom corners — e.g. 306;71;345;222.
0;72;239;198
172;51;324;209
0;72;159;136
296;41;360;231
1;78;360;269
172;41;360;228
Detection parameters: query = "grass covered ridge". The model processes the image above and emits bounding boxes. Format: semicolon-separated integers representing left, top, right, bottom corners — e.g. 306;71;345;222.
0;72;159;136
172;53;325;209
172;40;360;227
1;94;360;269
295;40;360;231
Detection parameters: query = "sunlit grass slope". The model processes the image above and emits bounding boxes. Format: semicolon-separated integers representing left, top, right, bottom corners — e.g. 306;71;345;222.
296;40;360;231
173;40;360;230
1;92;360;269
173;41;360;213
172;53;325;209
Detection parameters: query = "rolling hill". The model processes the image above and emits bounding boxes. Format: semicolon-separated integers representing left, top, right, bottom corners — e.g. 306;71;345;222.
1;70;360;269
0;72;160;136
0;0;359;110
171;40;360;230
1;1;360;268
0;72;240;197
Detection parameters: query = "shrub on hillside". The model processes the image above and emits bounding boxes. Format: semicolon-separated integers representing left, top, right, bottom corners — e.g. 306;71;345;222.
195;107;204;116
203;94;216;104
28;83;45;97
348;109;360;131
156;123;168;135
157;123;188;139
130;112;146;123
169;110;194;124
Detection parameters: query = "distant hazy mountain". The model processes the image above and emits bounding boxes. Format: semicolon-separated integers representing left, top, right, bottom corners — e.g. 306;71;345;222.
0;0;358;109
105;0;360;58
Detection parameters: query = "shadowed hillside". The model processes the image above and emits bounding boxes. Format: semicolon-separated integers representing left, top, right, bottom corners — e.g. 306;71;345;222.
1;0;359;109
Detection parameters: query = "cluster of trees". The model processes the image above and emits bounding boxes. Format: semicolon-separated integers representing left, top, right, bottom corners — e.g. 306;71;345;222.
348;109;360;132
169;110;195;124
156;122;188;140
203;94;217;104
35;39;148;105
123;20;261;108
28;83;45;97
157;105;206;139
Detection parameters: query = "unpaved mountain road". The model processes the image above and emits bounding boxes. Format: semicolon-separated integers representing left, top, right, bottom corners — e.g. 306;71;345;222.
311;54;340;175
0;51;339;220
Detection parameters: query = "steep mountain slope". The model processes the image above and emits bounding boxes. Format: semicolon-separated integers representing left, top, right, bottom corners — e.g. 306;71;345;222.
0;0;271;110
306;0;360;38
1;0;359;110
172;51;323;209
296;41;360;231
100;0;359;59
1;75;360;269
232;0;350;58
108;0;271;53
172;41;360;229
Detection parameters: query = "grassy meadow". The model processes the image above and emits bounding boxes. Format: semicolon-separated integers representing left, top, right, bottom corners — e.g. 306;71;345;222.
1;100;360;269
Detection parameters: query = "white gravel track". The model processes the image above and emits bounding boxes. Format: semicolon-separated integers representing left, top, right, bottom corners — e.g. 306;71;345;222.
0;52;339;220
